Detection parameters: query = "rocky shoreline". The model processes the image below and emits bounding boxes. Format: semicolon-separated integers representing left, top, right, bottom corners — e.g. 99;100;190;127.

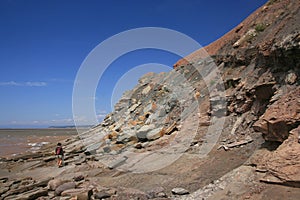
1;0;300;199
0;133;299;200
0;134;267;200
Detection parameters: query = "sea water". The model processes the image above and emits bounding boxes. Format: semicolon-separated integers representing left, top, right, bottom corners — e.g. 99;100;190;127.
0;129;77;157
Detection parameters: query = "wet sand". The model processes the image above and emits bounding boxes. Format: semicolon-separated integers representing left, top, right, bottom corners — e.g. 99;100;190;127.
0;129;78;157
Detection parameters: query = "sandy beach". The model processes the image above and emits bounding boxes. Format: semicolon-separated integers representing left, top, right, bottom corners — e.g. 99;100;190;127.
0;129;77;158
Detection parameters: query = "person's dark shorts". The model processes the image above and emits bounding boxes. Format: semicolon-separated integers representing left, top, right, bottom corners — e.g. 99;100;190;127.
57;155;63;158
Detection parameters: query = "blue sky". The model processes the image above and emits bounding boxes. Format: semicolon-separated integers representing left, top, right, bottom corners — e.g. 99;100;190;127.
0;0;268;128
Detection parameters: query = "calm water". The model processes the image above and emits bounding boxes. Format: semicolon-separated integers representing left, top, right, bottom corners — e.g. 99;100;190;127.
0;129;78;157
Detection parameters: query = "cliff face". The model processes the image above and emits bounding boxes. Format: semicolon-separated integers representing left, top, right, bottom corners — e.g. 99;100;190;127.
72;0;300;191
1;0;299;199
173;0;300;189
175;0;300;66
74;0;300;182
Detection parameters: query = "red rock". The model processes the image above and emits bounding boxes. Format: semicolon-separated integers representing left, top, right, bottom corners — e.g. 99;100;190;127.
253;88;300;142
174;0;299;68
256;126;300;186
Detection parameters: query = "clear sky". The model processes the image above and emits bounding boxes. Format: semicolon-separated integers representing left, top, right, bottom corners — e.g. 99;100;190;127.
0;0;268;128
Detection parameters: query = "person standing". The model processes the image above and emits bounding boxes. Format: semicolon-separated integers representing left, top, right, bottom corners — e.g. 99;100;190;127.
55;142;64;167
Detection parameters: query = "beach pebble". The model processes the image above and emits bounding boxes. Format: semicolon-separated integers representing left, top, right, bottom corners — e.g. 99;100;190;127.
73;175;85;182
48;179;69;191
94;191;111;199
61;188;92;197
171;187;189;195
147;186;167;198
55;182;76;196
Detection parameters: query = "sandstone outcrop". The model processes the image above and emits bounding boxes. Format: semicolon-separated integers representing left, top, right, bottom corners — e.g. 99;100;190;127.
253;88;300;142
0;0;300;199
255;126;300;187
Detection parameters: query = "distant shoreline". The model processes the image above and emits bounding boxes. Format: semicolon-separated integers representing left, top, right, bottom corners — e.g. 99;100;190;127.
0;128;78;157
48;125;92;129
0;128;79;135
0;127;91;130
